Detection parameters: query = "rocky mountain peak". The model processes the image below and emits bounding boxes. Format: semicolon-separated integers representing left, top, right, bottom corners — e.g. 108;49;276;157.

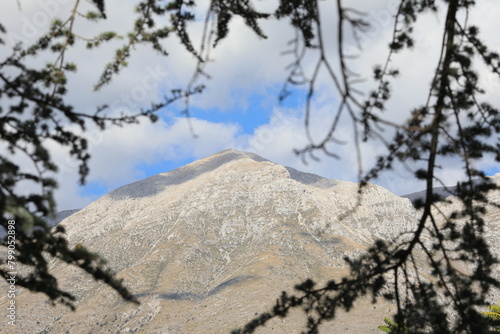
5;150;499;333
107;149;336;200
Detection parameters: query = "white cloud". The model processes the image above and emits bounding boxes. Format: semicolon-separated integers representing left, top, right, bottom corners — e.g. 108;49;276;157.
1;1;499;210
44;117;243;209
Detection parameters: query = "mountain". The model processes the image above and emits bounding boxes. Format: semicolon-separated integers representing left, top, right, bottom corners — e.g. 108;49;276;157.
44;209;81;226
402;173;500;204
1;149;498;333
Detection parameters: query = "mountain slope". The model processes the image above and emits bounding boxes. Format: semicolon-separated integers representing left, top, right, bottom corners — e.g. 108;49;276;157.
2;149;498;333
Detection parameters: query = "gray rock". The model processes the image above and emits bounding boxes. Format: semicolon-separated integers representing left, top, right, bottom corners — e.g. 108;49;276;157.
3;150;498;333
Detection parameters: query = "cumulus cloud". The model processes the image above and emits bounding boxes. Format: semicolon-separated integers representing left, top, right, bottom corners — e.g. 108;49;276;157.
44;117;243;209
1;1;499;210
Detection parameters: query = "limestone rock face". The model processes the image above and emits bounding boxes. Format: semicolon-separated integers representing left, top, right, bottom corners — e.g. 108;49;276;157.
2;150;498;333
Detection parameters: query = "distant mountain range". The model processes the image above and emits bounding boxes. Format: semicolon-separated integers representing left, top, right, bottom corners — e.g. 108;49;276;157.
2;149;498;333
44;209;81;226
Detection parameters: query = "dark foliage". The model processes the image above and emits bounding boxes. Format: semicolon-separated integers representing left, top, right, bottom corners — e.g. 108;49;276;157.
0;0;197;309
1;1;499;333
227;1;500;333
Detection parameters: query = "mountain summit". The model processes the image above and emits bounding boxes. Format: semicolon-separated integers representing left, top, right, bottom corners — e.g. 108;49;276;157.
6;150;499;333
108;149;336;200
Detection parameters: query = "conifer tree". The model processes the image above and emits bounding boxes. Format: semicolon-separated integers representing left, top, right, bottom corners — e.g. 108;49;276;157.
0;0;192;308
0;1;499;333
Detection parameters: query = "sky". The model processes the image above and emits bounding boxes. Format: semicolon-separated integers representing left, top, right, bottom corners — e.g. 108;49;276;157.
1;0;499;211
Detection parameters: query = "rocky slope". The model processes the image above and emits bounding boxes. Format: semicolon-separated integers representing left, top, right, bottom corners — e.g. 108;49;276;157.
1;149;498;333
